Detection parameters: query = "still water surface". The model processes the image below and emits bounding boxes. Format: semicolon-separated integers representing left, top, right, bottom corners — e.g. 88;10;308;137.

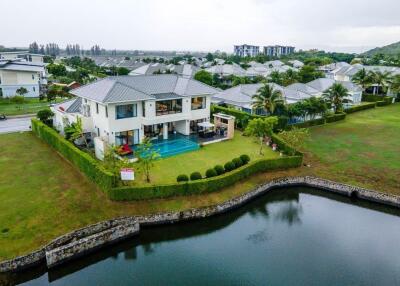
6;187;400;285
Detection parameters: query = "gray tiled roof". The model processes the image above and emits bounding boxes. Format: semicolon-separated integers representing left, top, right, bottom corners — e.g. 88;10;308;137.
70;75;218;104
307;78;362;93
66;97;82;113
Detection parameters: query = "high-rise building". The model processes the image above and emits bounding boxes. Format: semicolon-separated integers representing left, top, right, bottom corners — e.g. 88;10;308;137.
263;45;295;57
233;45;260;57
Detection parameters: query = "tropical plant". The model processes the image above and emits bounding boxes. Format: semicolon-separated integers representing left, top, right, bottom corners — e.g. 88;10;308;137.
278;128;309;156
136;137;160;183
36;109;54;123
368;70;393;95
16;87;29;97
252;83;284;115
64;117;88;148
390;74;400;95
352;68;372;91
245;117;278;155
302;97;327;119
322;83;350;113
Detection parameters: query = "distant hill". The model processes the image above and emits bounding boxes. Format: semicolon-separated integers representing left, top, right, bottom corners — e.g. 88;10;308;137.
363;41;400;56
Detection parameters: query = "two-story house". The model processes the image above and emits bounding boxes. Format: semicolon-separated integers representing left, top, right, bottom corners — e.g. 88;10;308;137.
53;74;219;147
0;52;46;97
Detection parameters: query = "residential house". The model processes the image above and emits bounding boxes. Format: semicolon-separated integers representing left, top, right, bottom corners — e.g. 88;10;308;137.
0;51;44;63
129;63;199;78
0;59;47;97
52;75;219;147
205;63;246;77
288;60;304;68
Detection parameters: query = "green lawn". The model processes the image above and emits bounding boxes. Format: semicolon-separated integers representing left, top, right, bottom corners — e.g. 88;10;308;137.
302;104;400;194
130;133;278;185
0;98;65;116
0;105;398;260
0;132;275;260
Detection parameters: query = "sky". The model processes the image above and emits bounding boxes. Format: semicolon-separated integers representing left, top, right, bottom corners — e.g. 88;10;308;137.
2;0;400;54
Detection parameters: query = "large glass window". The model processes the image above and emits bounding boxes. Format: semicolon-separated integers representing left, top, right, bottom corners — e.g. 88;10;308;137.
156;99;182;116
191;96;206;110
116;104;137;119
115;129;140;146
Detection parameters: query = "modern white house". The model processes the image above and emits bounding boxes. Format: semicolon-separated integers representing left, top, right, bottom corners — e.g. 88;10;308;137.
0;58;47;97
52;75;219;148
205;63;246;77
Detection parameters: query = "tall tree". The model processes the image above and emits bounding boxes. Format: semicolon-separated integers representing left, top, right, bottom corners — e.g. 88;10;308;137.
136;137;160;183
245;117;278;155
322;83;349;113
252;83;284;115
368;70;392;95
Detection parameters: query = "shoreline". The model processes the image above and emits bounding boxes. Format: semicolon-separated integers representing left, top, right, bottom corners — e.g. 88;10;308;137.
1;176;399;273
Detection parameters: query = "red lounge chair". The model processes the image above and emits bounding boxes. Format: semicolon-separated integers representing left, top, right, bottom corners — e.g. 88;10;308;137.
118;144;133;156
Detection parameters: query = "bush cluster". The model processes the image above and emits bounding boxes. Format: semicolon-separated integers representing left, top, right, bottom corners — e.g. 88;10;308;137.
176;174;189;182
325;112;346;123
190;172;202;181
110;156;304;201
205;168;218;178
214;165;225;175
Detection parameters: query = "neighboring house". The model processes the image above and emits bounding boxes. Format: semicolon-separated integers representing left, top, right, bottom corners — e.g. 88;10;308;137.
0;59;47;97
0;51;44;63
52;74;219;146
263;45;295;57
288;60;304;68
129;63;199;78
306;78;362;104
52;97;83;134
234;45;260;57
205;64;246;77
212;78;362;114
245;61;298;78
212;83;285;115
328;63;400;82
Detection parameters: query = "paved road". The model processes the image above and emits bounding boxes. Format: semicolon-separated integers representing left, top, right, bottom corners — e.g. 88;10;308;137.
0;116;33;134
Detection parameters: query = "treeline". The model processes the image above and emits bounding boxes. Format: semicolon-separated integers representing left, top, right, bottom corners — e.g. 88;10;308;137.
27;42;109;57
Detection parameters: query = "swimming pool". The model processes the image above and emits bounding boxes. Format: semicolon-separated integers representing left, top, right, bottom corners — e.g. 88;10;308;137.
151;137;200;157
131;136;200;158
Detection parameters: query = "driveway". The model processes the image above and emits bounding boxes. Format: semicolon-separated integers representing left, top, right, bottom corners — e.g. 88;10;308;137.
0;116;33;134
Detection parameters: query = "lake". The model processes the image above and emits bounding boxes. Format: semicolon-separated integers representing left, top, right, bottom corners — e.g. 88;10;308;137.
6;187;400;286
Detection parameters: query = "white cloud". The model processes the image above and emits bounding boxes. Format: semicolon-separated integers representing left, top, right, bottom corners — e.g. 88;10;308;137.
1;0;399;53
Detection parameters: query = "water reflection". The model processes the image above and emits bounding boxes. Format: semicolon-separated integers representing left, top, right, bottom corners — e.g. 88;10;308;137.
3;187;400;286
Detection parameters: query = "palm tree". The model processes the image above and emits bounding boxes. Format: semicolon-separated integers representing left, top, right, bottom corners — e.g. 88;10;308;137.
65;117;88;148
368;70;392;95
252;83;284;115
323;83;350;113
391;74;400;94
352;68;371;92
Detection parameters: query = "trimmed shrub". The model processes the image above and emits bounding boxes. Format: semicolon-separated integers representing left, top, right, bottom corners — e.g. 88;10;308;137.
108;155;304;201
205;168;218;178
176;174;189;182
232;157;243;168
240;154;250;164
345;102;376;114
214;165;225;175
31;119;115;191
271;133;302;156
376;100;391;106
325;112;346;123
362;94;393;103
190;172;202;181
224;161;236;172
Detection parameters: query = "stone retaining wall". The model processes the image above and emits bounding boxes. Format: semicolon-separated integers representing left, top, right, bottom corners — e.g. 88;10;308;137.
1;176;399;273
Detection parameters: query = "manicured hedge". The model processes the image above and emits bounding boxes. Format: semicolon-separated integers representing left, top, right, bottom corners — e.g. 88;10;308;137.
108;155;303;201
288;117;326;129
31;119;115;191
271;133;302;156
325;112;346;123
362;94;393;103
344;102;376;114
376;100;392;106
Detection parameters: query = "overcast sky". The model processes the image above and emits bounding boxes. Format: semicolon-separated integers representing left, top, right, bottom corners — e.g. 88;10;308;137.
2;0;400;53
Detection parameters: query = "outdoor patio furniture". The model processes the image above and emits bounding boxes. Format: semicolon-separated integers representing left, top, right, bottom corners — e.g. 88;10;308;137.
117;144;134;156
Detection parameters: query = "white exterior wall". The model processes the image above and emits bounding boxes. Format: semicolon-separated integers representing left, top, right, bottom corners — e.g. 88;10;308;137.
80;95;212;146
0;70;40;97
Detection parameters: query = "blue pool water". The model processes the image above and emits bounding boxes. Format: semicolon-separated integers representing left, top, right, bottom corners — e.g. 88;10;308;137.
151;138;200;157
